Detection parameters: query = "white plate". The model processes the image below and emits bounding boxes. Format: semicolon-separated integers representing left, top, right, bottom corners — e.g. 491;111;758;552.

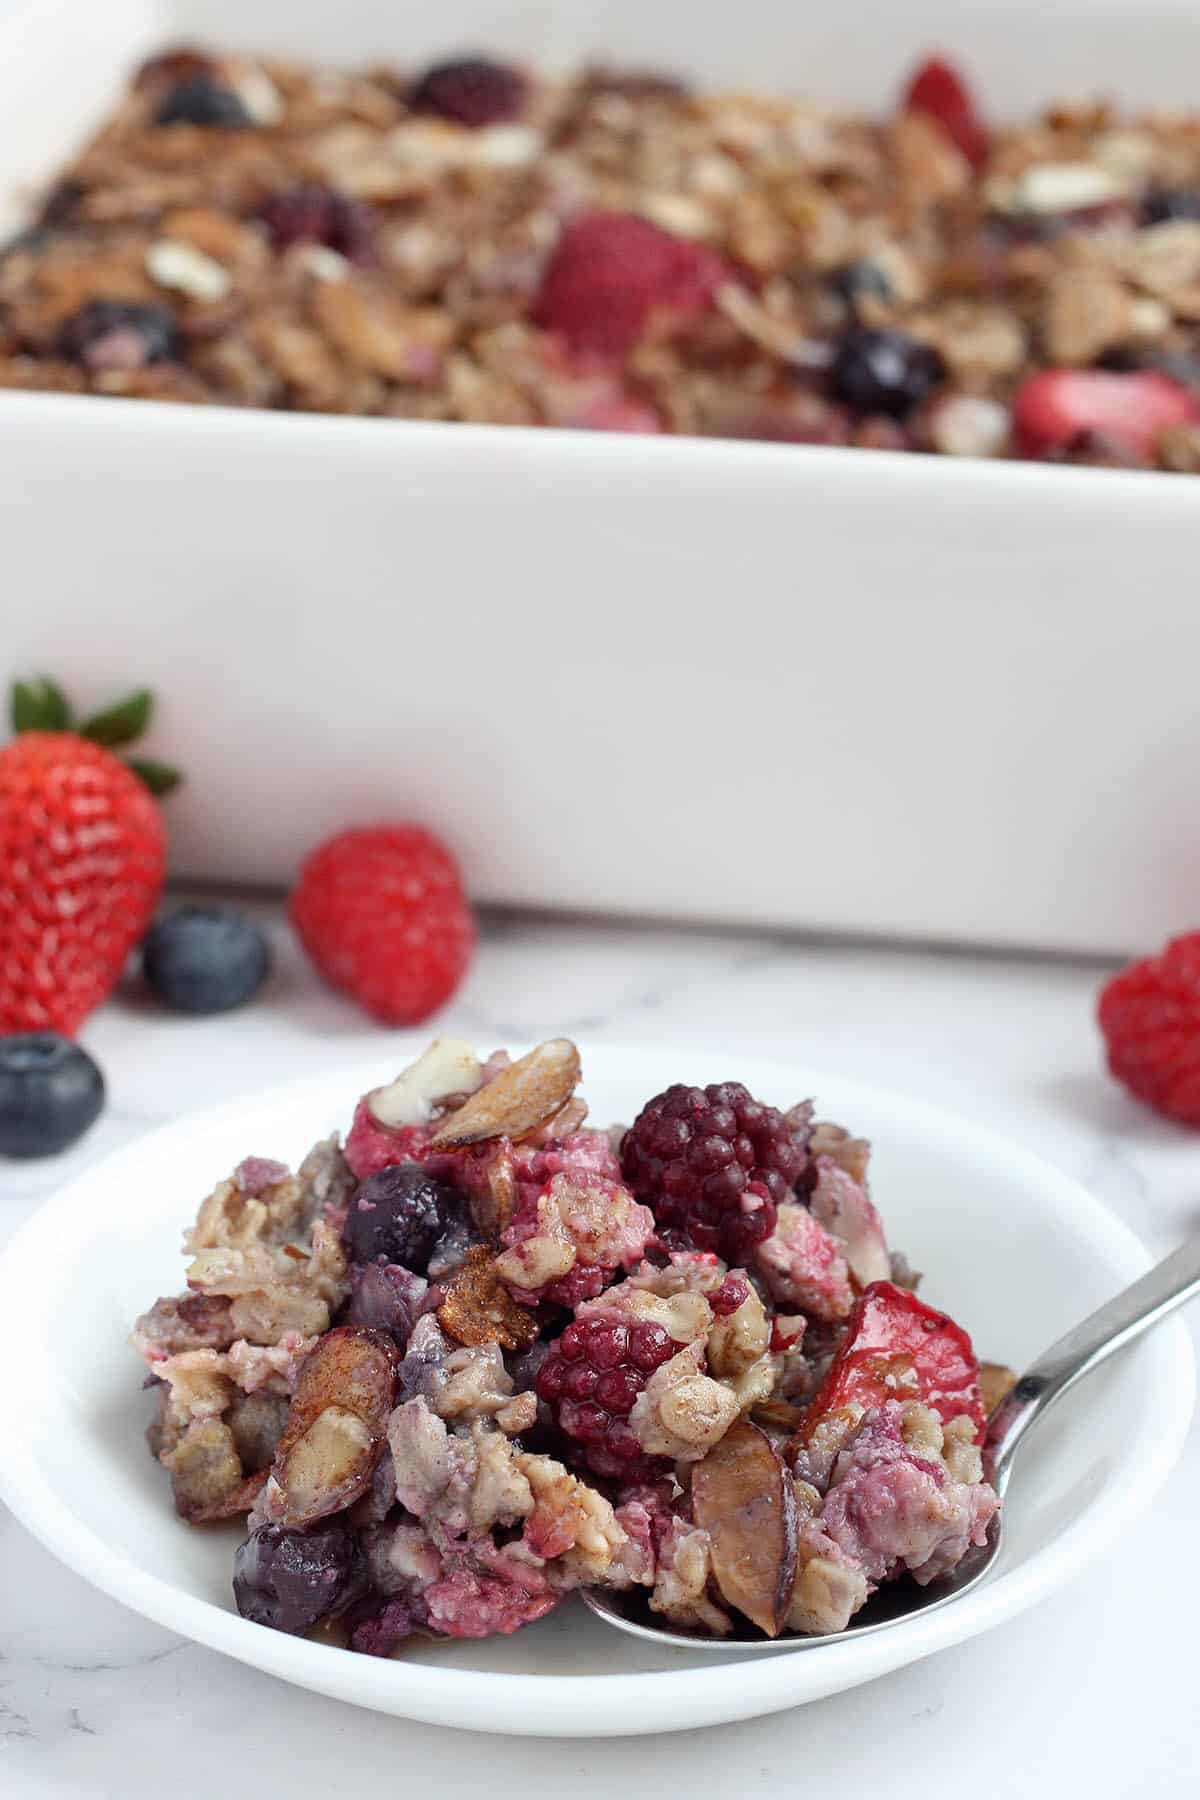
0;1045;1193;1736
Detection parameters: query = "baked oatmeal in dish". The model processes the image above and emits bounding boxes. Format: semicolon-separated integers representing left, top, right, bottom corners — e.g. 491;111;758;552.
131;1039;1005;1648
7;43;1200;470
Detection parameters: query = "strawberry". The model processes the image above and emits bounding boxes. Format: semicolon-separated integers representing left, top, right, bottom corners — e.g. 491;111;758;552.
1012;368;1199;461
0;678;180;1035
803;1280;987;1442
902;55;989;170
532;211;726;358
289;824;475;1026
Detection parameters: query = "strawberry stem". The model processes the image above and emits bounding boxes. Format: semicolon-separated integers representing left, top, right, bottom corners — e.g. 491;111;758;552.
80;687;153;748
10;677;71;733
125;756;182;796
9;675;182;798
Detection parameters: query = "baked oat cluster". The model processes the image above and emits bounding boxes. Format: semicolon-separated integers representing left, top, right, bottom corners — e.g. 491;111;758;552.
131;1037;1006;1649
8;46;1200;469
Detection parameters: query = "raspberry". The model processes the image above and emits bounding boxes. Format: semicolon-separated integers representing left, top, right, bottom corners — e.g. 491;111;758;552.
257;184;374;262
536;1317;676;1480
902;56;988;170
1012;369;1198;462
621;1082;809;1263
1098;933;1200;1125
531;211;725;357
289;825;475;1026
408;57;527;128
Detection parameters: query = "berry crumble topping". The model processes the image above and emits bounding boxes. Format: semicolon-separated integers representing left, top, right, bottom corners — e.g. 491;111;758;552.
11;45;1200;472
130;1037;1001;1645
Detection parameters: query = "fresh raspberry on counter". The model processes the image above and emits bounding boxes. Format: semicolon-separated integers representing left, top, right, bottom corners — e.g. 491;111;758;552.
532;211;726;357
289;824;475;1025
1099;932;1200;1124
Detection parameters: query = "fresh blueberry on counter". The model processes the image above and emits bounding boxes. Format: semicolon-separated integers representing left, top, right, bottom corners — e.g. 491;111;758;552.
0;1032;105;1158
141;907;270;1014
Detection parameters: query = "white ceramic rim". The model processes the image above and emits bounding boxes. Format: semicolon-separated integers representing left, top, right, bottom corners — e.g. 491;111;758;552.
2;386;1199;515
0;1050;1193;1736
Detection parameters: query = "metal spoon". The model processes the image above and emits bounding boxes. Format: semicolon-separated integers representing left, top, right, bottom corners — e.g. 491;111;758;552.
582;1237;1200;1651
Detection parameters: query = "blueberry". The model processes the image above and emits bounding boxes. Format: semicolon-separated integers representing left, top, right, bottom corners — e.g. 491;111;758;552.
829;327;945;420
828;260;893;314
1141;186;1200;226
141;907;270;1014
0;1033;104;1158
343;1162;467;1273
59;300;179;373
155;74;253;128
233;1522;364;1635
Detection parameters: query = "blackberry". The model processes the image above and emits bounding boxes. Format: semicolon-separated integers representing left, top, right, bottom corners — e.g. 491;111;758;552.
257;184;375;262
59;300;179;373
536;1317;676;1480
621;1081;808;1263
233;1522;364;1635
342;1161;467;1274
408;57;527;128
829;328;945;420
155;74;253;128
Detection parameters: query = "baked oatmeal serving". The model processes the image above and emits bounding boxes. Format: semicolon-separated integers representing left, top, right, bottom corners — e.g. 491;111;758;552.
131;1039;1006;1650
6;42;1200;470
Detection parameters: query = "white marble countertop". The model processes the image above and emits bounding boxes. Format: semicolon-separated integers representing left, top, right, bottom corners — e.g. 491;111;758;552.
2;906;1198;1797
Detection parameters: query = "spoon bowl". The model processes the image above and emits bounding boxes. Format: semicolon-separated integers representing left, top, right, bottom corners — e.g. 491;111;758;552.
584;1235;1200;1654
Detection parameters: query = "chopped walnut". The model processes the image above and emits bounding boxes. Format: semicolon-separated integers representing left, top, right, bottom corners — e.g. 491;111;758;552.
649;1518;731;1636
630;1341;741;1461
433;1343;516;1423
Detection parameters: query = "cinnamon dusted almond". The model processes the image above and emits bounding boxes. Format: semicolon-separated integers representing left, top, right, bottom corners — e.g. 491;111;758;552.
691;1418;799;1637
980;1361;1018;1416
437;1246;540;1350
429;1038;581;1149
269;1325;398;1526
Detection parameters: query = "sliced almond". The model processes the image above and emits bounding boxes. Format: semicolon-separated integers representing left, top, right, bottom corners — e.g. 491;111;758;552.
368;1037;483;1129
980;1361;1018;1416
691;1419;799;1637
269;1325;398;1526
437;1246;540;1351
429;1039;581;1149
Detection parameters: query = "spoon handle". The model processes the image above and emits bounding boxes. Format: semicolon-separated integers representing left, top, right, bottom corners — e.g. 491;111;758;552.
986;1236;1200;1489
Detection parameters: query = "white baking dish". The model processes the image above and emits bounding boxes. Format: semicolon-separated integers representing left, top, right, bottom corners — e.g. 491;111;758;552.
3;0;1198;956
